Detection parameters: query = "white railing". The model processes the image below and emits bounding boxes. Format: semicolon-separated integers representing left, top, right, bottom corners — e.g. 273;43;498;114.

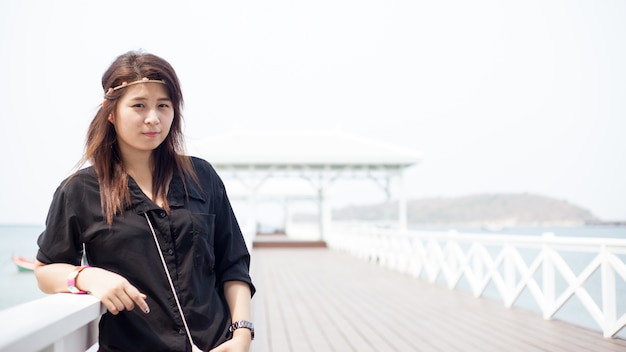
3;224;625;350
0;293;104;352
327;223;626;338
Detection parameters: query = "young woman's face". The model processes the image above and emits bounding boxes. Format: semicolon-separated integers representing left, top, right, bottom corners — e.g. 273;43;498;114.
109;83;174;159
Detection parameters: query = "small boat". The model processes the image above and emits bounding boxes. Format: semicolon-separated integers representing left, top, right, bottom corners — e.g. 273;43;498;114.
12;255;36;272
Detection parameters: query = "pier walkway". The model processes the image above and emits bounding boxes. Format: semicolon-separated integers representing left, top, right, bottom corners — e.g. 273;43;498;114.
249;248;626;352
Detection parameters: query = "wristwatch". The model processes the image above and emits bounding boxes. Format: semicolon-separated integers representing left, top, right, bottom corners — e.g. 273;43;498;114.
229;320;255;340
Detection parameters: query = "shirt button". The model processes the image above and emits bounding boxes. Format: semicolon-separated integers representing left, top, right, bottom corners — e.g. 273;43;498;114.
167;249;174;255
158;211;167;218
178;328;186;335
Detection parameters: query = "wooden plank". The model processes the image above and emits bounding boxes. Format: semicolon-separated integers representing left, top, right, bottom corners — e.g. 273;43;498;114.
249;248;626;352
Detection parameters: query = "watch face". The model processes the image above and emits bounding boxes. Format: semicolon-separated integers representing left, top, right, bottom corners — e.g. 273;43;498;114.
238;321;253;329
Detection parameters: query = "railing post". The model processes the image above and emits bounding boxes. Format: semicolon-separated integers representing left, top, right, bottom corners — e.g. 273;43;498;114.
542;232;555;319
504;245;516;307
472;246;483;297
601;244;616;337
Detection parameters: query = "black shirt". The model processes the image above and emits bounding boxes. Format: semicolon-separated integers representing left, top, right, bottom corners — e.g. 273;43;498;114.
37;157;255;352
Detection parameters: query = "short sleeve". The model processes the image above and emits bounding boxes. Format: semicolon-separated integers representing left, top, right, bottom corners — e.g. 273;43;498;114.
193;158;256;296
36;178;85;265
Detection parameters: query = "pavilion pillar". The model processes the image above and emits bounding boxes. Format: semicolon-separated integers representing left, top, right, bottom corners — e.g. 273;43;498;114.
397;169;408;231
312;173;334;242
320;187;332;241
240;175;267;240
249;188;259;236
283;198;292;234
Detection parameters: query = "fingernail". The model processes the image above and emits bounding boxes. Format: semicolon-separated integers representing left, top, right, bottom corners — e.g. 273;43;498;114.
144;306;150;314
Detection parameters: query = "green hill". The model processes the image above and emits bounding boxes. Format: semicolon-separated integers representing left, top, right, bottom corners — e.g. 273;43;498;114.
331;193;598;227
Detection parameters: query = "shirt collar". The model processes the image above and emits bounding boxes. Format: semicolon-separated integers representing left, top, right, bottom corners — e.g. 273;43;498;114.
128;172;206;214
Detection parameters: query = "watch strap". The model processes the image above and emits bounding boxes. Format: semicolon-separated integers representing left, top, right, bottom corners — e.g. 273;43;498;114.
67;265;91;294
229;320;255;340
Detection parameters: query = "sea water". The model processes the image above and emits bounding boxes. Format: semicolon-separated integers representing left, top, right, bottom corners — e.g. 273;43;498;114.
0;224;47;309
1;223;625;338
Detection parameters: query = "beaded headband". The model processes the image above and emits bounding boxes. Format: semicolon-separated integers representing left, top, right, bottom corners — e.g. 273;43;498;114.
104;77;166;97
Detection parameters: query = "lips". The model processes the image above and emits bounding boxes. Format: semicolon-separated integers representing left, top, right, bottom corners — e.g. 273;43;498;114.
143;131;160;137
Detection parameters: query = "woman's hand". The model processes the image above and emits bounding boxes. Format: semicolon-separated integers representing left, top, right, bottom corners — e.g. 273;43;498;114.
209;333;252;352
79;267;150;315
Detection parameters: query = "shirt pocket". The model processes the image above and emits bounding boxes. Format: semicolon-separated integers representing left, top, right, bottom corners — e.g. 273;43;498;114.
190;213;216;273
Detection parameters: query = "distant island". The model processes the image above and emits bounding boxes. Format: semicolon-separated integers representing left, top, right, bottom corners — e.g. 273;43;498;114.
327;193;604;227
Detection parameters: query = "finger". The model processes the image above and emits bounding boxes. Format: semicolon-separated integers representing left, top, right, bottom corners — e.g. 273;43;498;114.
140;294;150;314
118;292;136;312
102;297;120;315
124;285;150;314
108;294;127;313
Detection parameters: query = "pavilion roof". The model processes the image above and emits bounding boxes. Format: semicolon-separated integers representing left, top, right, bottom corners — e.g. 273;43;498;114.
186;129;423;169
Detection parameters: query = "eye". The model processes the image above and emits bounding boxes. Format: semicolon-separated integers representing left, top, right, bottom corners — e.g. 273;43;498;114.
132;103;145;108
158;103;170;108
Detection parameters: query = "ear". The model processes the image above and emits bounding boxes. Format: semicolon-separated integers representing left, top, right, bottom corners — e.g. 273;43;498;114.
107;113;114;124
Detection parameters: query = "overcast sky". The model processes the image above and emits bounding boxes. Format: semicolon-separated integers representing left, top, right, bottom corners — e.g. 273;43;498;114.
1;0;625;225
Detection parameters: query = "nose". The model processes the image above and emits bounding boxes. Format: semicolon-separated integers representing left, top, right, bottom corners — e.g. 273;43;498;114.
145;108;160;125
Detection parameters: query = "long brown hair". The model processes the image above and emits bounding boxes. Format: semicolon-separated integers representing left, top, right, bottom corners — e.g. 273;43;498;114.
81;51;197;224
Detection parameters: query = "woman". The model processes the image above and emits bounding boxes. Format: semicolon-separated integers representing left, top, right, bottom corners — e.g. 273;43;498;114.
34;51;255;352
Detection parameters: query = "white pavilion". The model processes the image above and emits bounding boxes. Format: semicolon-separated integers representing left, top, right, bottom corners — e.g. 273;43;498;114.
187;129;422;244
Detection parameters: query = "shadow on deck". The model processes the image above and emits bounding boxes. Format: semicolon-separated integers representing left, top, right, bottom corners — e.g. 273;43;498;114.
252;233;327;249
249;248;626;352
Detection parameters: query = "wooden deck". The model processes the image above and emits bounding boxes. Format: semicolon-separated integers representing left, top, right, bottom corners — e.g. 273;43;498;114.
249;248;626;352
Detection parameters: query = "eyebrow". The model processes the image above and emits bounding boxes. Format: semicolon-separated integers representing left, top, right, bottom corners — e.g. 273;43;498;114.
127;96;172;101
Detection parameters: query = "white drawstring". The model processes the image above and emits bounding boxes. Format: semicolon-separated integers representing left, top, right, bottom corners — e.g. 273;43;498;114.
144;213;203;352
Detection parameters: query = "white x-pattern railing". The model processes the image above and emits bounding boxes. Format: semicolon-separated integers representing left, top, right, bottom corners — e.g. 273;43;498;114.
327;223;626;338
